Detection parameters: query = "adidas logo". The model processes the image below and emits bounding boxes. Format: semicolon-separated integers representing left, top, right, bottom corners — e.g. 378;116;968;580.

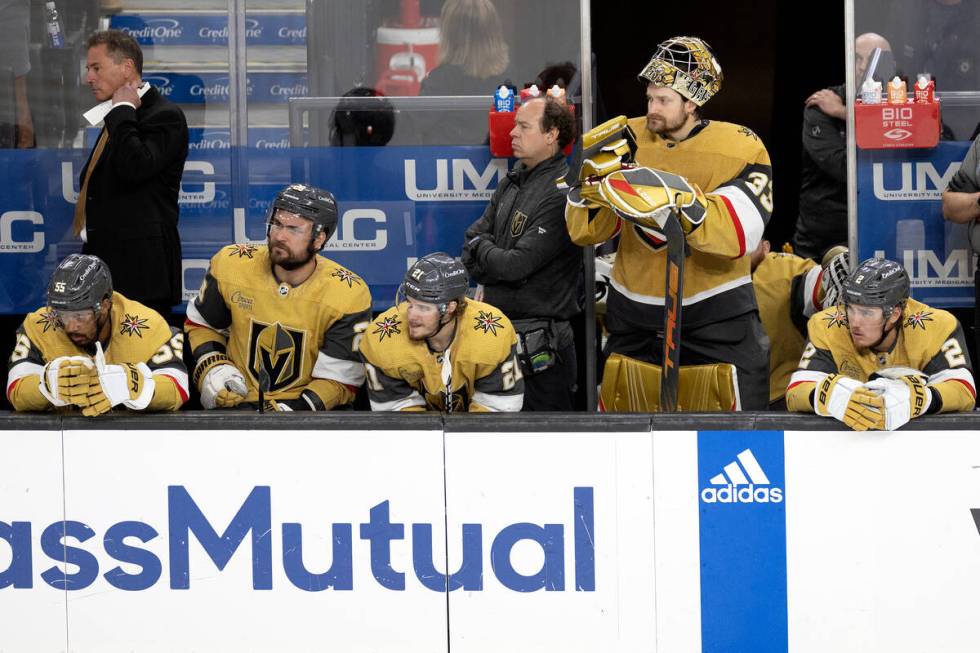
700;448;784;504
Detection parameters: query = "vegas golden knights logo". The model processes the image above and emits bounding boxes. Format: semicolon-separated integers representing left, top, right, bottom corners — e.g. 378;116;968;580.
247;321;305;391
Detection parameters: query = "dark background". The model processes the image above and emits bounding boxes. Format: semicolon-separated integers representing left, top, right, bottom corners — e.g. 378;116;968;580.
590;0;846;250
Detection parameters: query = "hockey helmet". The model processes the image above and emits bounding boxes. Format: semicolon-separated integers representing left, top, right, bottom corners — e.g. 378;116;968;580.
638;36;723;107
268;183;339;244
842;257;909;314
47;254;113;314
401;252;469;314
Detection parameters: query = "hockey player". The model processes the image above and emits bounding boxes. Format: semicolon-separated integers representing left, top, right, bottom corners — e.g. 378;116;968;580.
786;257;976;430
752;242;849;408
565;36;773;410
6;254;189;415
185;183;371;411
359;252;524;412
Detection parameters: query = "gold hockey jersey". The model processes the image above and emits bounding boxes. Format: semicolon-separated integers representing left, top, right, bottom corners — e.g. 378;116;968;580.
6;291;188;412
185;244;372;408
786;298;976;413
567;119;772;329
359;299;524;412
754;252;821;403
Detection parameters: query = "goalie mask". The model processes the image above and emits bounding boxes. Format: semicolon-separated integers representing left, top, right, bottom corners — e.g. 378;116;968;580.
48;254;113;314
400;252;469;317
268;183;339;247
638;36;723;107
842;257;909;315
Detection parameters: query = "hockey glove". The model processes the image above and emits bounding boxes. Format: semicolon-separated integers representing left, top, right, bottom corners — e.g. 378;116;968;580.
196;353;248;410
814;373;885;431
81;342;156;416
565;116;638;209
38;356;94;408
863;368;932;431
820;249;849;309
598;167;708;234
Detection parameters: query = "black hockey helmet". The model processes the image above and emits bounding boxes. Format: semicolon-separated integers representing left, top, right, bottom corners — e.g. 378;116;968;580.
268;183;339;245
401;252;469;315
842;257;910;314
47;254;113;313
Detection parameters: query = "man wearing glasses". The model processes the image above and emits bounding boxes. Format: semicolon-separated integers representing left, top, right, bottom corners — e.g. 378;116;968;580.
6;254;189;415
185;184;372;411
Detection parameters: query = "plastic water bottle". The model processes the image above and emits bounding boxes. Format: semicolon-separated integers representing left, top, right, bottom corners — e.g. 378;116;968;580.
45;2;65;48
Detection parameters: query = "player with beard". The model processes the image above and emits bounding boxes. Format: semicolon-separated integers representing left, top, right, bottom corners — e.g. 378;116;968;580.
787;257;975;430
359;252;524;412
6;254;188;415
565;36;773;410
185;184;371;411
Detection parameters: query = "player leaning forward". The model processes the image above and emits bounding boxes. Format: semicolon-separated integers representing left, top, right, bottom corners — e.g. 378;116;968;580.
186;184;372;411
565;36;773;409
787;257;976;430
6;254;188;414
359;253;524;412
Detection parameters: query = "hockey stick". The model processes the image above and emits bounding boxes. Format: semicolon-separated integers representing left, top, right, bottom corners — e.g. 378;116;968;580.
659;208;685;412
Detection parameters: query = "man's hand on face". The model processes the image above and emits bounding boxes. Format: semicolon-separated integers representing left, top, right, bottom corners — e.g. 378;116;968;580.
805;89;846;121
112;82;142;109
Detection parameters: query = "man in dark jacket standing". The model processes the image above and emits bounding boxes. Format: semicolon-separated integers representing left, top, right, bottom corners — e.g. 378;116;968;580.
461;97;581;410
75;29;188;322
792;33;891;260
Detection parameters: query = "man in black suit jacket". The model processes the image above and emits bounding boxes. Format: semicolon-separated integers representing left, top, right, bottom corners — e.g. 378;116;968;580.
76;30;188;322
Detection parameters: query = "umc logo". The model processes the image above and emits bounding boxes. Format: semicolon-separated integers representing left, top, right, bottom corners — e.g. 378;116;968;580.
404;158;508;202
0;212;44;253
872;161;961;201
247;321;305;391
700;448;784;504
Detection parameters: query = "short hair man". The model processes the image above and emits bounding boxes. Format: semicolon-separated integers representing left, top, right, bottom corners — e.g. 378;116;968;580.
792;33;891;260
566;36;773;410
76;29;189;320
6;254;189;415
787;257;976;430
185;184;372;411
359;252;524;412
461;97;581;410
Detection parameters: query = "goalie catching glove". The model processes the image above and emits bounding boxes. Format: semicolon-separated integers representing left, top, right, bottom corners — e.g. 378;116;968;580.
82;342;156;416
564;116;638;208
597;167;708;235
194;352;248;410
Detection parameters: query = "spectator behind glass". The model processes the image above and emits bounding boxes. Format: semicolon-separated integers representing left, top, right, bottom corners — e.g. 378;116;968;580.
415;0;512;145
329;87;395;147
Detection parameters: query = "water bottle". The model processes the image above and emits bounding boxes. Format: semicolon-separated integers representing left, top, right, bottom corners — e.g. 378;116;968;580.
45;2;65;48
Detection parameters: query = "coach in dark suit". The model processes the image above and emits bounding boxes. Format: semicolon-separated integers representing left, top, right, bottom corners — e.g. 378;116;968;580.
75;30;188;321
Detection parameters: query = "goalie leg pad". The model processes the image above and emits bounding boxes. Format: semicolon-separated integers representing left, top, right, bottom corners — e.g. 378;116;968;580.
600;353;739;412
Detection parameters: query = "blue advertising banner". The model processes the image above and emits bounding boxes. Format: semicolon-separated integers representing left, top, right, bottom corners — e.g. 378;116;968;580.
698;430;788;653
0;146;508;314
857;141;974;307
110;12;306;46
141;72;308;105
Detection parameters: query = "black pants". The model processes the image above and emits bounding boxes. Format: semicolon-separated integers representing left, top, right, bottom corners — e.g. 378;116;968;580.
522;341;578;411
603;311;771;410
